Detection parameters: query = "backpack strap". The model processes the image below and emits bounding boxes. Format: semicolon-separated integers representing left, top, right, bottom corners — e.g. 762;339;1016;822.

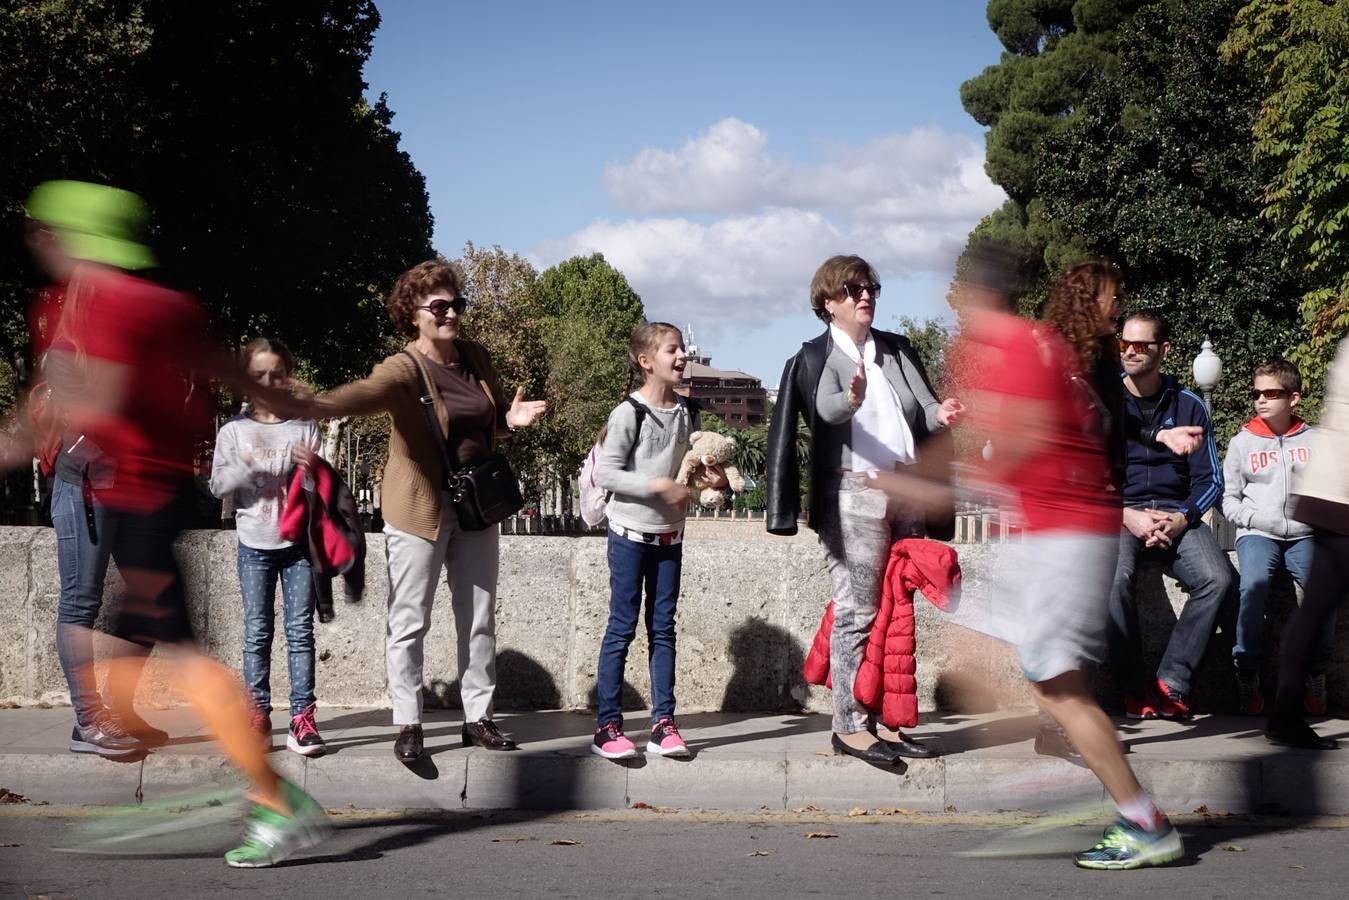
683;396;703;432
623;396;648;470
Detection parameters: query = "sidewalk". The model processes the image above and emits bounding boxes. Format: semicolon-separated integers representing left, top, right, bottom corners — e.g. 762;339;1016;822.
3;707;1348;816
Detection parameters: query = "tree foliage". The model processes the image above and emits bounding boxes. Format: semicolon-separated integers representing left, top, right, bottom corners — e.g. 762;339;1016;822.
1032;0;1307;440
960;0;1148;282
533;254;646;471
0;0;433;392
1224;0;1349;388
895;315;950;394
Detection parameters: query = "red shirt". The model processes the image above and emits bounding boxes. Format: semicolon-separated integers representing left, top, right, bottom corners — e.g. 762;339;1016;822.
958;312;1117;535
54;270;213;513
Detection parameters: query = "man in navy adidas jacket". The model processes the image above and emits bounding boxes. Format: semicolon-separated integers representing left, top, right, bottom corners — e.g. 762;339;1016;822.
1109;310;1234;721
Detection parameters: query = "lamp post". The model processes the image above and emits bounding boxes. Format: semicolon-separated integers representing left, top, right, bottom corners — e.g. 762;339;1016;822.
1192;338;1222;412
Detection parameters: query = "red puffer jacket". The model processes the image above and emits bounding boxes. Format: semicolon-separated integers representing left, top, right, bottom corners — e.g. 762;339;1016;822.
802;538;961;729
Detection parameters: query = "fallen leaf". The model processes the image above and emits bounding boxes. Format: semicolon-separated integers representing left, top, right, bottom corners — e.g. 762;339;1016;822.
1290;864;1306;870
875;808;905;816
1222;844;1245;853
0;789;28;804
813;751;832;757
805;832;839;839
491;836;536;843
846;807;868;817
791;804;822;813
551;839;584;846
747;849;777;857
0;843;20;848
1194;805;1210;815
630;801;677;813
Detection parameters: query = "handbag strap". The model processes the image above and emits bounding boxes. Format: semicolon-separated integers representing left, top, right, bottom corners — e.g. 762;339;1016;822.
403;350;458;489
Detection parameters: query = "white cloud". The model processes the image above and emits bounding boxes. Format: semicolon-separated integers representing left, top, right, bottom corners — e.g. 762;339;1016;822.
534;117;1004;336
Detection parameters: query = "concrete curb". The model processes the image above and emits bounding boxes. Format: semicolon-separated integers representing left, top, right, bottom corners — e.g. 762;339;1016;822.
5;709;1349;817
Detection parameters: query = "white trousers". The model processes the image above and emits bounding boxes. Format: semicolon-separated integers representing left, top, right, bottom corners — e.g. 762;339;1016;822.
384;500;500;725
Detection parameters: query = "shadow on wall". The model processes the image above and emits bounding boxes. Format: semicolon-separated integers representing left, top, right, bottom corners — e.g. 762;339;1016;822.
424;649;563;711
721;618;806;712
584;679;646;714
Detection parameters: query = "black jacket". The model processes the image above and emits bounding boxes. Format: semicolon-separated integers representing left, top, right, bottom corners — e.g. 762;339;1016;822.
765;328;945;536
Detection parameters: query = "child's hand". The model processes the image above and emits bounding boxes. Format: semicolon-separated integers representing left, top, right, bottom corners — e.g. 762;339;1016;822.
701;464;729;491
650;477;691;508
292;444;317;475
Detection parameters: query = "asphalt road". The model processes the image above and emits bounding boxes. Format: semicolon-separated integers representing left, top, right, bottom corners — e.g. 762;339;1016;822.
2;808;1345;899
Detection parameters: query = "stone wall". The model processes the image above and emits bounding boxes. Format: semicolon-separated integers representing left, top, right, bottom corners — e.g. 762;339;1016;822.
1;523;1343;716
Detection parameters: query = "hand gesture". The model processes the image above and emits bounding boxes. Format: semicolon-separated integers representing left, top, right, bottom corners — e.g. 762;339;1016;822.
506;386;547;429
650;476;691;509
847;358;867;409
1144;510;1188;548
701;463;730;490
1157;426;1204;456
937;397;965;427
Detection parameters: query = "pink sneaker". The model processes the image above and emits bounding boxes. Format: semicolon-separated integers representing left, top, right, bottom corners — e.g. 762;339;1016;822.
591;722;637;759
647;717;690;758
287;703;327;757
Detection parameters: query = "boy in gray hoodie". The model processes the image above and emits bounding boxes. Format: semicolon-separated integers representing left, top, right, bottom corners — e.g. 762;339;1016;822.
1222;359;1323;714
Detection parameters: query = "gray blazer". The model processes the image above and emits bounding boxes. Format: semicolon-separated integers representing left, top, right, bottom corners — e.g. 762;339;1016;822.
814;328;942;474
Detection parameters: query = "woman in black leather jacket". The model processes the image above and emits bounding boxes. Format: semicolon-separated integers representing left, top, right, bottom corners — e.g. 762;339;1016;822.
765;255;960;765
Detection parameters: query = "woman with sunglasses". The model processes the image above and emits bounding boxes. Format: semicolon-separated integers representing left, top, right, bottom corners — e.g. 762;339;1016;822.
282;259;546;761
765;254;962;765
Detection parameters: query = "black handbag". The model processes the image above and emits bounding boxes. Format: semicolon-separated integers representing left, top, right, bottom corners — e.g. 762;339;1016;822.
404;350;523;531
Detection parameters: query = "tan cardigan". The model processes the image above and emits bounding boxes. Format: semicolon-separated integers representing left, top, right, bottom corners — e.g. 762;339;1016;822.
315;340;510;541
1292;335;1349;535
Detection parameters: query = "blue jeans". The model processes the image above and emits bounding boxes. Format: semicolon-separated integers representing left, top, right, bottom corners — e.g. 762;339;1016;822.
238;542;316;716
1233;535;1331;673
51;476;115;725
595;530;682;728
1108;519;1235;696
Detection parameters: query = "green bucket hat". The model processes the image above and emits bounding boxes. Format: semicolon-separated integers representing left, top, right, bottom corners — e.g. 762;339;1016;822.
25;180;156;270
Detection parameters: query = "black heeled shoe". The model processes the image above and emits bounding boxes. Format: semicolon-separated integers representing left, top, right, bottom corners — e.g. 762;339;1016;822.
394;724;424;761
831;733;904;766
869;725;940;759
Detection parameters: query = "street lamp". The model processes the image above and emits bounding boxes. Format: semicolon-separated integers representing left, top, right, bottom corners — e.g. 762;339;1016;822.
1193;338;1222;412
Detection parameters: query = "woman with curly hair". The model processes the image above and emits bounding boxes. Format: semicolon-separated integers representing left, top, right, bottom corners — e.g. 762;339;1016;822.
282;259;547;760
1042;260;1128;491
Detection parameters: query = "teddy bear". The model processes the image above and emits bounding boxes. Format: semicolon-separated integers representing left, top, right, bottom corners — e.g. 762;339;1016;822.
675;430;746;508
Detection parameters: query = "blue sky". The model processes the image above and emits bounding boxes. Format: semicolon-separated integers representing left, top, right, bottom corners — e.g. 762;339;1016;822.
364;1;1006;383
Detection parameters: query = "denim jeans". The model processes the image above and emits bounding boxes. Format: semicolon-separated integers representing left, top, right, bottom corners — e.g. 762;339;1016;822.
50;476;115;725
595;530;682;729
1233;535;1331;673
1108;519;1235;696
238;542;316;716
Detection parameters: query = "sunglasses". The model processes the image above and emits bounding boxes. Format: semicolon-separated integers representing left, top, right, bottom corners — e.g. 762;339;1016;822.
416;297;467;318
1251;388;1291;401
841;282;881;301
1118;339;1160;354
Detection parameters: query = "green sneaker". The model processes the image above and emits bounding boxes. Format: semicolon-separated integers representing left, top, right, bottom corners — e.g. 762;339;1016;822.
1073;816;1184;870
224;780;329;868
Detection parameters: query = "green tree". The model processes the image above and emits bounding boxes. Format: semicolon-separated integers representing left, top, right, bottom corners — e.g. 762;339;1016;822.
1224;0;1349;390
533;254;646;471
894;315;950;393
0;0;433;394
960;0;1149;280
1034;0;1307;440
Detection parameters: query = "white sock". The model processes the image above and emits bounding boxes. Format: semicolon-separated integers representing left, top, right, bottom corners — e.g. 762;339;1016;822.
1117;794;1164;831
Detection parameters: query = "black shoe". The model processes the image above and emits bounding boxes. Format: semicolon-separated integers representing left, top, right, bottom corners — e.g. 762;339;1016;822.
830;733;904;766
462;718;517;751
1033;723;1086;767
70;712;143;758
1266;715;1339;750
870;728;939;759
394;724;424;761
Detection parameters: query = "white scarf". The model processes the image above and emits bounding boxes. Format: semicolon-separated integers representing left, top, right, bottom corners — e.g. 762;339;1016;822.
829;324;916;475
